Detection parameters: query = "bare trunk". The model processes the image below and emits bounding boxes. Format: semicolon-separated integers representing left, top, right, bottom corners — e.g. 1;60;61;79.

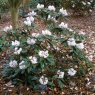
11;8;18;29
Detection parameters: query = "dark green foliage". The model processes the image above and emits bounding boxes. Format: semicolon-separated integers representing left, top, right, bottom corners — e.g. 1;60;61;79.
0;0;8;19
29;0;63;9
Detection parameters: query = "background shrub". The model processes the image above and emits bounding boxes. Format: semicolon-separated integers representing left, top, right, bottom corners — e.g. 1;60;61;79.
29;0;63;9
62;0;95;15
0;0;8;19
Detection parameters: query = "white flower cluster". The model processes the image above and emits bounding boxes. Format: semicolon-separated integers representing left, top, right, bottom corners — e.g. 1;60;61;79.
87;2;91;5
39;68;77;85
57;70;64;78
12;40;20;47
9;60;18;68
76;43;84;50
9;60;26;69
32;33;40;38
47;15;57;22
37;3;44;9
11;40;22;54
27;38;36;45
28;11;37;17
81;0;93;6
26;16;34;22
68;68;77;76
24;16;34;26
19;61;26;69
39;76;48;85
59;8;68;16
14;47;22;55
42;29;52;36
48;5;56;11
82;1;86;5
29;56;38;64
59;22;68;29
39;50;49;58
57;68;77;78
67;38;76;46
3;25;12;32
67;38;84;49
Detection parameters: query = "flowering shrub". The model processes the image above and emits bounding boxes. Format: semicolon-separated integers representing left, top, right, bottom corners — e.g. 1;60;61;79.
29;0;62;8
2;4;92;93
29;0;95;15
62;0;95;15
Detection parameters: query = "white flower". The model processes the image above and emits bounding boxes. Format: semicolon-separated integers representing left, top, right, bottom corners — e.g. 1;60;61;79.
88;55;93;61
79;31;85;35
26;16;34;22
42;29;52;35
32;33;40;38
29;56;38;64
14;47;22;55
3;26;9;32
24;16;34;26
9;25;12;30
27;38;36;45
76;43;84;50
91;0;93;3
87;2;91;5
68;28;73;32
3;25;12;32
47;15;57;22
9;60;18;68
28;11;37;16
89;9;92;12
39;76;48;85
59;8;68;16
67;38;76;46
68;68;77;76
59;22;68;29
47;15;51;20
82;1;86;5
39;50;49;58
24;20;31;26
72;4;75;8
57;70;64;78
12;40;20;47
37;3;44;9
48;5;56;11
19;61;26;69
54;45;60;51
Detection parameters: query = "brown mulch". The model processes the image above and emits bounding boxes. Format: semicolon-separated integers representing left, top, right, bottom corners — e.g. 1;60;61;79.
66;11;95;62
0;10;95;95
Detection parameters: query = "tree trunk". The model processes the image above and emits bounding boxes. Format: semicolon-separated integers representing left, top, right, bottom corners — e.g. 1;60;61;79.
11;8;19;29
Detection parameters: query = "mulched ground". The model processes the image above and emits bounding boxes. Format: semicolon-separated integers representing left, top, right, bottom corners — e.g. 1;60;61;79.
0;10;95;95
67;11;95;63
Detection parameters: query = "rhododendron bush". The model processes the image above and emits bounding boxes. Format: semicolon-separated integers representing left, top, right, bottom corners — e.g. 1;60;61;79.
29;0;95;15
1;4;92;93
62;0;95;15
